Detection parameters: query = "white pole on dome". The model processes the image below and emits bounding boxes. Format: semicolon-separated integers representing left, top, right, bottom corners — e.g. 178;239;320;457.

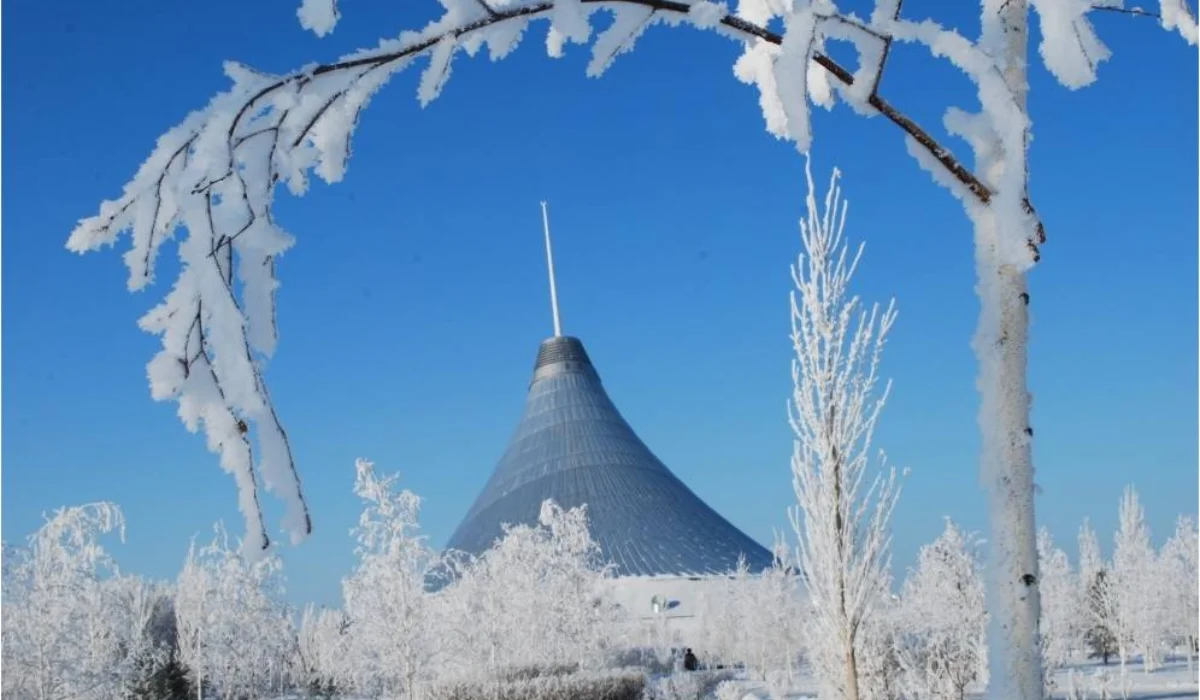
540;201;563;338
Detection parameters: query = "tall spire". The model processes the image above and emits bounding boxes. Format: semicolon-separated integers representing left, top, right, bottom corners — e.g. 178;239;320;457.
540;201;563;338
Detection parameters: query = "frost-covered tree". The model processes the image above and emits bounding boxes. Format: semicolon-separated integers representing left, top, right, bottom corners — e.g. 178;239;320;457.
71;0;1196;694
1111;486;1165;672
1078;518;1117;666
125;587;194;700
174;523;296;700
1037;527;1079;684
296;605;350;698
894;519;987;700
336;459;443;699
1083;571;1120;667
695;559;752;671
1160;516;1199;672
696;553;806;681
1;503;168;700
854;598;903;700
438;499;619;683
788;162;899;700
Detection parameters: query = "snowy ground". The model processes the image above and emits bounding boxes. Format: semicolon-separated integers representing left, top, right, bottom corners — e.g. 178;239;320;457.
1051;658;1199;700
716;658;1199;700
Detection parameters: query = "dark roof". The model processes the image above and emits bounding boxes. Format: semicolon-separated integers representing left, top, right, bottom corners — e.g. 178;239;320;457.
444;336;775;577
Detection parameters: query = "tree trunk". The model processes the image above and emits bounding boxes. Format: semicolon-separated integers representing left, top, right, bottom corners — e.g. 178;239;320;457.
977;2;1043;699
844;634;860;700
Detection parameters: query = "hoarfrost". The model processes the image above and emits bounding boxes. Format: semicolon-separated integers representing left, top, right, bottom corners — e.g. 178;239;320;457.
588;6;656;77
1160;0;1200;43
688;1;729;29
298;0;340;37
1030;0;1111;88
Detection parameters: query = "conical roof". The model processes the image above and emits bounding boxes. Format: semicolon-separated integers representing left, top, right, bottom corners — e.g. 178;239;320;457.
444;335;775;577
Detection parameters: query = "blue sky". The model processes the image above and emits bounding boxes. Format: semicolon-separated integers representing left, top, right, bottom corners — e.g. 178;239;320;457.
3;0;1196;606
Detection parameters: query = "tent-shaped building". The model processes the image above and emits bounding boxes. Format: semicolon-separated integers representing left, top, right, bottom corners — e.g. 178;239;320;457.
441;204;776;633
444;333;774;577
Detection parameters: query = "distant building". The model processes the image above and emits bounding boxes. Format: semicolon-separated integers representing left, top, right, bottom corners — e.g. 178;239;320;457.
440;203;777;643
444;333;776;579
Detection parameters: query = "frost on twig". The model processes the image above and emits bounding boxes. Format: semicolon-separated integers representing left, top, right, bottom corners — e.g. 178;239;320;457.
298;0;340;37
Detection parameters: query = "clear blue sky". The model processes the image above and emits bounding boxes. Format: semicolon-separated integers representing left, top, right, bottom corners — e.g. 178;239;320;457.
3;0;1196;606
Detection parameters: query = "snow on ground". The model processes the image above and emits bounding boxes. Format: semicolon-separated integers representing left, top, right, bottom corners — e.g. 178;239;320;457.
1052;658;1199;700
715;658;1199;700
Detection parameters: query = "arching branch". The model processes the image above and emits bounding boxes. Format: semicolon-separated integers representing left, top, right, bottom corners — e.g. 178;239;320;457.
232;0;1008;217
211;0;1044;255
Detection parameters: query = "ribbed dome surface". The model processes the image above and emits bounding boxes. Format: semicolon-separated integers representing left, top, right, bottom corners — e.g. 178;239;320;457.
444;336;774;577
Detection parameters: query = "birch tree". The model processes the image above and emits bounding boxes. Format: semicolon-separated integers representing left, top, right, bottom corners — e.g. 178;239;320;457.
296;605;350;698
1;503;167;700
1159;516;1199;673
337;459;443;700
788;162;899;700
69;0;1196;695
174;523;295;700
1111;486;1163;671
894;519;988;700
1037;527;1079;683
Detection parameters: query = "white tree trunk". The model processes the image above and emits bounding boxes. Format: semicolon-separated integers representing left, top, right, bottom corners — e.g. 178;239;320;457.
977;2;1043;699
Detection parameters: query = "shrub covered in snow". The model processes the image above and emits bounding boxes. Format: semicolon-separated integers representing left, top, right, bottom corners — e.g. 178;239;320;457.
427;668;646;700
643;669;738;700
435;499;623;682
